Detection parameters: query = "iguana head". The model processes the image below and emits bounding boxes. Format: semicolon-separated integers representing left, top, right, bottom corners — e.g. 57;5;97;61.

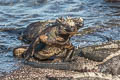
56;17;84;35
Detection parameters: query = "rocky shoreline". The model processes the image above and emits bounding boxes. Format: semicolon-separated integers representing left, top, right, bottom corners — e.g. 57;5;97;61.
1;52;120;80
0;65;79;80
1;18;120;80
0;64;120;80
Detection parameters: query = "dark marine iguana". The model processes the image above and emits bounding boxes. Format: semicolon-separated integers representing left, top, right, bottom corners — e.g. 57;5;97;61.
13;17;84;62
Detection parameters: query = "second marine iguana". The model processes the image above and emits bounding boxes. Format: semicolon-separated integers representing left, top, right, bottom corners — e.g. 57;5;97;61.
21;40;120;73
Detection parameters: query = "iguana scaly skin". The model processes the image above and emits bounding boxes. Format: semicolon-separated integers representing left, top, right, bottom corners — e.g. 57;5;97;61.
19;20;55;43
77;40;120;62
13;17;84;62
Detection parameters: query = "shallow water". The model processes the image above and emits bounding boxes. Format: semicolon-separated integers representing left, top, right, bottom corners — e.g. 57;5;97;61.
0;0;120;75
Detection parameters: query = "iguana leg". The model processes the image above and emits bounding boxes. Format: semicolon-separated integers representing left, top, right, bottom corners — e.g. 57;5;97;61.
13;46;28;58
53;46;74;62
40;35;70;46
64;43;74;50
34;50;56;60
51;58;62;63
24;36;43;60
64;49;74;62
63;44;75;62
55;36;65;42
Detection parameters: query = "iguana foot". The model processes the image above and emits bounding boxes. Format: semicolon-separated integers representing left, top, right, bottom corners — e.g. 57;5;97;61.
51;58;62;63
13;46;28;58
